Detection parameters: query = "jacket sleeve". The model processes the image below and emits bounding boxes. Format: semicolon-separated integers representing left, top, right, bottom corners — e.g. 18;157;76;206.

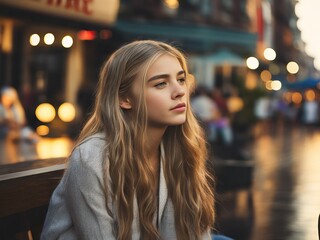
65;146;116;240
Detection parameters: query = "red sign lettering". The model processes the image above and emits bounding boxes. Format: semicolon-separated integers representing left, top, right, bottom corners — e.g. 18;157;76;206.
46;0;93;15
82;0;93;15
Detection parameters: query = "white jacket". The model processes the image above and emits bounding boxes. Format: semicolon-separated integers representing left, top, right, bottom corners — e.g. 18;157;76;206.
41;133;211;240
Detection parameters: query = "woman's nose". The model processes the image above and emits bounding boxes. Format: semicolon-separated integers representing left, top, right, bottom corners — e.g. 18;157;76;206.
172;82;186;99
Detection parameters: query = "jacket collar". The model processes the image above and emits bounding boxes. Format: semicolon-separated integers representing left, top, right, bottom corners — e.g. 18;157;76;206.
158;142;168;223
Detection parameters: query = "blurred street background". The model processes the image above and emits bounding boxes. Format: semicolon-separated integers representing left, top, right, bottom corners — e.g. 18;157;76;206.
1;0;320;239
213;121;320;240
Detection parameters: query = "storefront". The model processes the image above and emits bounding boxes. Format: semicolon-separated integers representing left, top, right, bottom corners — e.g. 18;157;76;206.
0;0;119;135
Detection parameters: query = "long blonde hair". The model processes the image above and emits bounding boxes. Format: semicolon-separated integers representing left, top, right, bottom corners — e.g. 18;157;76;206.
76;40;215;240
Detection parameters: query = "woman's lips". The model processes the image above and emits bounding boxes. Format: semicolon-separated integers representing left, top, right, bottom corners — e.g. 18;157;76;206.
170;103;186;111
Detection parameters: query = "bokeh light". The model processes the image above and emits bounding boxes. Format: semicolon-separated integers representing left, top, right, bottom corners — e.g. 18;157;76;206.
58;102;76;122
44;33;55;45
265;80;273;90
292;92;303;104
314;58;320;71
62;35;73;48
30;34;40;46
260;70;272;82
35;103;56;123
305;89;315;101
246;57;259;70
284;92;292;103
264;48;276;61
295;0;320;65
227;96;244;113
245;71;257;89
271;80;282;91
164;0;179;9
36;125;50;136
287;61;299;74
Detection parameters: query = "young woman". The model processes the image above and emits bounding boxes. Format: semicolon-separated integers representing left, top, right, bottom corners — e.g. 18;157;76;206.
41;40;215;240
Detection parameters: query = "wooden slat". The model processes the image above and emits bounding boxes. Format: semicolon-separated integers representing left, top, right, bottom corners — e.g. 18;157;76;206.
0;169;64;218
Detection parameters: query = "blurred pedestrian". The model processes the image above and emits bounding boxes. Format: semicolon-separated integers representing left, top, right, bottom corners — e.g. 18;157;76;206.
41;40;215;239
302;98;319;125
0;86;39;142
191;86;218;127
254;95;272;135
192;87;234;145
211;88;229;118
210;88;234;145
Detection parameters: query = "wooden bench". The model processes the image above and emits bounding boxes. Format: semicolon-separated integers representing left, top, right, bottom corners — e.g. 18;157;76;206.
0;137;73;240
0;160;66;240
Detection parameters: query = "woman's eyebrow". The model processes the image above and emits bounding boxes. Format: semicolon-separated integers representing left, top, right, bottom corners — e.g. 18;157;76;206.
177;70;186;76
147;74;169;82
147;70;185;82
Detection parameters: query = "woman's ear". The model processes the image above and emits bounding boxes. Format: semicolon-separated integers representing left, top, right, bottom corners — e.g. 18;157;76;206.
119;98;132;109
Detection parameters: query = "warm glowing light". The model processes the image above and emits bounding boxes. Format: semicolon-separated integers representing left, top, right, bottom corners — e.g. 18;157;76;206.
284;92;292;103
292;92;302;104
305;89;316;101
36;137;73;159
246;57;259;70
62;35;73;48
287;61;299;74
314;58;320;71
164;0;179;9
35;103;56;123
295;2;302;18
265;81;273;90
245;71;257;89
78;30;96;41
58;102;76;122
260;70;272;82
227;97;244;113
271;80;282;91
30;34;40;46
36;125;50;136
44;33;55;45
295;0;320;61
264;48;276;61
304;43;319;58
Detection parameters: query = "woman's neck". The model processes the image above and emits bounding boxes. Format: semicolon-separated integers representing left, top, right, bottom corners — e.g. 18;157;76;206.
146;126;165;152
146;126;166;174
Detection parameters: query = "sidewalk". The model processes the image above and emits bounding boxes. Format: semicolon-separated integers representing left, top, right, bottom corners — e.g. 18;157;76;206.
213;122;320;240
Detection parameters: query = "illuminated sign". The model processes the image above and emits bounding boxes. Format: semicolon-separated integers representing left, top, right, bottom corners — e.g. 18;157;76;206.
0;0;119;24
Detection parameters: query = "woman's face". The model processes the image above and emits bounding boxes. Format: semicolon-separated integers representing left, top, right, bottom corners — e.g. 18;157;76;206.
1;93;14;108
137;54;188;128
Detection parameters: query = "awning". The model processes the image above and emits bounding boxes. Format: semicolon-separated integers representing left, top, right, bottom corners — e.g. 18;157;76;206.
200;50;246;66
0;0;119;25
115;20;257;53
286;77;320;90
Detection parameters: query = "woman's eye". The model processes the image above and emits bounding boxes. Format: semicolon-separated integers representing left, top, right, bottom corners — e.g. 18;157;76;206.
155;82;167;88
178;78;186;84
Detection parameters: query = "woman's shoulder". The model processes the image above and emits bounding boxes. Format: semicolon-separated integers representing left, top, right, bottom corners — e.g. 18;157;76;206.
70;132;108;171
77;132;106;149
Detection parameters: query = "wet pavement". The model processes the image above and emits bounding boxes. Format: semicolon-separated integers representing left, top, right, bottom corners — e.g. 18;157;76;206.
213;121;320;240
